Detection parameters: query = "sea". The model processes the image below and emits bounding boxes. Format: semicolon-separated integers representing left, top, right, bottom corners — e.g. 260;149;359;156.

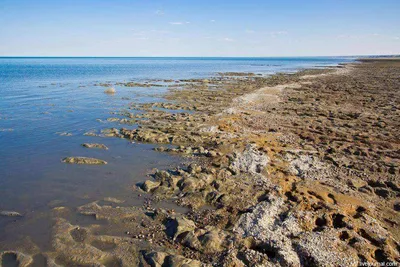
0;57;354;257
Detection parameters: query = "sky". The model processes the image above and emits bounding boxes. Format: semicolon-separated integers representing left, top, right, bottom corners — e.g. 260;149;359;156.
1;0;399;57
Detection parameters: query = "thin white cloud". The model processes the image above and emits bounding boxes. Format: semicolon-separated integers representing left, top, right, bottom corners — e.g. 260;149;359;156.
246;29;256;34
336;33;399;40
132;31;146;36
150;30;171;34
155;10;164;15
270;31;287;35
169;22;190;25
222;37;234;42
267;31;288;38
210;20;216;23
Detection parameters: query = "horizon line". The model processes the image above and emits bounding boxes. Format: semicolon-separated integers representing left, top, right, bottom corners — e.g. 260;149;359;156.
1;55;398;59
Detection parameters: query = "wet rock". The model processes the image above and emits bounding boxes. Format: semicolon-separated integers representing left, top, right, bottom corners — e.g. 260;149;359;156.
142;180;161;192
154;170;171;180
77;201;143;221
62;157;107;165
82;143;109;150
51;218;141;266
104;87;116;94
0;251;33;267
0;211;22;217
103;197;124;203
57;132;72;136
229;144;269;175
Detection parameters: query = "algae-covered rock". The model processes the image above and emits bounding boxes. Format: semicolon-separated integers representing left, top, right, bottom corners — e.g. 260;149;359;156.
62;157;107;165
82;143;109;150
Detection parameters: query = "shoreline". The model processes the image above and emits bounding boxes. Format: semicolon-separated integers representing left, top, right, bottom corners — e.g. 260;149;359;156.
1;59;399;266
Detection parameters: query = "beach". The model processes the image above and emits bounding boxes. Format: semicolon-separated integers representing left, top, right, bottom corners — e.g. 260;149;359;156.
1;58;399;266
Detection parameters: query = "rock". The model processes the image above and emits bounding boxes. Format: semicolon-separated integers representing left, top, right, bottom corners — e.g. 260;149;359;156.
234;196;301;266
144;251;168;267
358;185;374;194
288;154;325;178
206;150;218;158
62;157;107;165
374;188;392;198
103;197;124;203
104;87;116;94
165;216;196;240
229;144;269;175
166;255;202;267
0;251;33;267
187;163;202;174
198;229;225;253
142;180;161;192
144;252;202;267
294;230;358;266
0;211;22;217
82;143;108;150
154;170;171;180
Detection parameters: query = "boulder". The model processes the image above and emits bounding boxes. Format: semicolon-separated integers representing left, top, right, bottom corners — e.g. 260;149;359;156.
142;180;161;192
104;87;116;94
165;216;196;240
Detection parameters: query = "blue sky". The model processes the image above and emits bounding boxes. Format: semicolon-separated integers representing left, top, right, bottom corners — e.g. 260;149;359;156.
1;0;399;56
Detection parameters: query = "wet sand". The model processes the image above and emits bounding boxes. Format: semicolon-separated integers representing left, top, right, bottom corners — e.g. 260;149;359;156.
1;59;399;266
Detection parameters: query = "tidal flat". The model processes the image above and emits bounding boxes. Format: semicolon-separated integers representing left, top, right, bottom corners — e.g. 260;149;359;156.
1;58;399;266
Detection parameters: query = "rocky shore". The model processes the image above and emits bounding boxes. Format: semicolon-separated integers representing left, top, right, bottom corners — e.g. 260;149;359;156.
1;59;399;266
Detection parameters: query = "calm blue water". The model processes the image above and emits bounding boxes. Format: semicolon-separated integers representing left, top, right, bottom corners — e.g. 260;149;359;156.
0;57;353;172
0;57;353;251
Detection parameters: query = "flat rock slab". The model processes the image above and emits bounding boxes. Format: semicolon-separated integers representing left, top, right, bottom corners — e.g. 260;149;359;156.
62;157;107;165
82;143;109;150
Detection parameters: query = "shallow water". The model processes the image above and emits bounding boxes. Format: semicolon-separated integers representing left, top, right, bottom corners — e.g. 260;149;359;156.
0;57;352;253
